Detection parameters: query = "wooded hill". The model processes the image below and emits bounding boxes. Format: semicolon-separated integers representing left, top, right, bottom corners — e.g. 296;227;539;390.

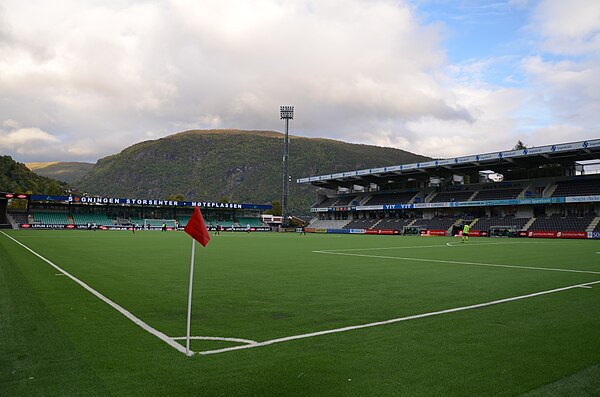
26;162;94;184
0;156;68;195
76;129;429;214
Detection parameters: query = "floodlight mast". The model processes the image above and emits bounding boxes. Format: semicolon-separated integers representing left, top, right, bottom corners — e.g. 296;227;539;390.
280;106;294;228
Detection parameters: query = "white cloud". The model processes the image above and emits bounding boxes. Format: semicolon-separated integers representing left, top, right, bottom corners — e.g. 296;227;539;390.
531;0;600;55
0;0;598;165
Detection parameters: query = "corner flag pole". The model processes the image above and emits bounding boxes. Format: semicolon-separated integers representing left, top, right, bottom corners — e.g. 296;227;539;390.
185;238;196;356
183;206;210;357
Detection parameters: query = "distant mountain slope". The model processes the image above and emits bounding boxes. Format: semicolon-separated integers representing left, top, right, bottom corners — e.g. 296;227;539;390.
1;156;67;195
27;161;94;183
76;129;430;213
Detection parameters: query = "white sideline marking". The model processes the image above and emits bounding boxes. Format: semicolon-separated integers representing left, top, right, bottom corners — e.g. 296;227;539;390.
0;231;188;355
578;285;593;289
199;279;600;355
55;273;66;276
171;336;258;345
321;241;549;253
312;251;600;275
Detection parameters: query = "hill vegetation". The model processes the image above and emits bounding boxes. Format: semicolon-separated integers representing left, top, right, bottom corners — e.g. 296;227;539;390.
77;129;430;213
0;156;68;195
26;162;94;184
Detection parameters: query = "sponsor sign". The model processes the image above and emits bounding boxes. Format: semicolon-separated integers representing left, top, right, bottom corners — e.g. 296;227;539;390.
365;229;397;235
356;205;384;211
557;231;587;239
587;231;600;239
565;195;600;203
527;231;557;238
25;194;271;210
327;229;350;234
349;229;366;234
420;230;446;236
3;192;29;199
525;230;587;239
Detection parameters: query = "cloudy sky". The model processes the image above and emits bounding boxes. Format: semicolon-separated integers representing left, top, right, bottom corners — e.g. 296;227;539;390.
0;0;599;163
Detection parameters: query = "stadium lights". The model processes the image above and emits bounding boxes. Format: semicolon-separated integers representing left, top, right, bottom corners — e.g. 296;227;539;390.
280;106;294;120
280;106;294;228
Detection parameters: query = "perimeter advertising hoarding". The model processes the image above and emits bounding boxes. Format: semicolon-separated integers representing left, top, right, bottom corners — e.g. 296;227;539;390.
27;194;272;210
365;229;399;235
420;230;446;236
523;231;587;239
588;232;600;239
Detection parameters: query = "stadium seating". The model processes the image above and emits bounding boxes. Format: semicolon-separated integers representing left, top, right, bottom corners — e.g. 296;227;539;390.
71;213;113;226
307;219;349;229
237;217;265;227
33;211;69;225
551;178;600;197
343;219;378;229
9;212;29;224
471;188;522;201
214;220;237;228
130;217;144;226
527;214;595;231
411;217;457;230
371;218;413;230
333;196;357;206
142;219;177;228
177;216;191;227
429;191;473;203
364;192;417;205
315;197;340;207
470;216;530;231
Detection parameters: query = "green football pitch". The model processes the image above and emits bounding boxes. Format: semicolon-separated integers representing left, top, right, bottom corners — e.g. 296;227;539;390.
1;229;599;396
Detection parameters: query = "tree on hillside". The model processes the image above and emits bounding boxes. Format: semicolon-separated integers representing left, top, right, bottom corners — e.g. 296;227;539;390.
513;140;527;150
265;200;282;216
167;194;185;201
0;155;67;195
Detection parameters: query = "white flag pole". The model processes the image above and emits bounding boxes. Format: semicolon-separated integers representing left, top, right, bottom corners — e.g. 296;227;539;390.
185;238;196;356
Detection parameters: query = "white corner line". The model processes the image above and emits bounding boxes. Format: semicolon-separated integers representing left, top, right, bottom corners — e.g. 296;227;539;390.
171;336;258;345
198;279;600;356
312;251;600;275
0;231;188;355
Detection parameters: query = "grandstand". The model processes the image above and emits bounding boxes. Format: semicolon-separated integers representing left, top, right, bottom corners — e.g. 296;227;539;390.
71;213;113;226
429;190;474;203
33;211;69;225
528;214;596;232
3;193;271;231
364;191;417;205
237;217;266;227
470;216;531;231
300;138;600;238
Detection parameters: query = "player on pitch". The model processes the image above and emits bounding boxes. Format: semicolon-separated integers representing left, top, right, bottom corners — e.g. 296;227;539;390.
462;223;470;243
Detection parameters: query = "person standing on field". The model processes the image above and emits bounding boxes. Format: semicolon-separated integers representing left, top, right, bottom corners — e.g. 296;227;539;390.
462;223;470;243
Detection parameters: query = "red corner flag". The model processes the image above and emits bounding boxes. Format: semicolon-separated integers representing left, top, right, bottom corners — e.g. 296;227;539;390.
184;207;210;247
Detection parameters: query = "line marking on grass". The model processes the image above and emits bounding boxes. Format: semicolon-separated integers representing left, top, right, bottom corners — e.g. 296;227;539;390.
198;279;600;356
171;336;258;345
54;273;66;276
0;231;189;355
312;251;600;275
319;240;550;253
578;285;593;289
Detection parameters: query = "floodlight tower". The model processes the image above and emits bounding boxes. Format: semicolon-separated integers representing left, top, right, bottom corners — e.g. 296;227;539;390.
280;105;294;227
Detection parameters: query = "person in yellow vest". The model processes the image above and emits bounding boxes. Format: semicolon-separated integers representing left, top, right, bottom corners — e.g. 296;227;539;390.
462;223;470;243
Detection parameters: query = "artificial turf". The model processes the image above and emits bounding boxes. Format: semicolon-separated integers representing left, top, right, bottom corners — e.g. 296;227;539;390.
1;230;599;396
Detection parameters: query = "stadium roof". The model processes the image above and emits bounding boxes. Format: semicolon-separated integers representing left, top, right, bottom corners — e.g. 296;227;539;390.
297;138;600;190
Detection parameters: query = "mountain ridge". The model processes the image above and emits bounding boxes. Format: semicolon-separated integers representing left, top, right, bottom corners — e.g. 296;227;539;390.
28;129;431;213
